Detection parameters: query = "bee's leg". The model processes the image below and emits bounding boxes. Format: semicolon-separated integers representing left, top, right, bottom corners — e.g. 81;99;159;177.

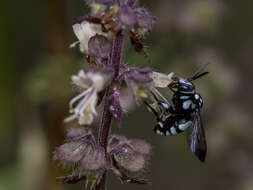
150;91;175;114
144;101;160;118
168;86;176;93
144;101;166;135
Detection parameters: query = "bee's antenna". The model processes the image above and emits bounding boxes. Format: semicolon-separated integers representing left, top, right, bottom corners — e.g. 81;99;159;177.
188;63;210;82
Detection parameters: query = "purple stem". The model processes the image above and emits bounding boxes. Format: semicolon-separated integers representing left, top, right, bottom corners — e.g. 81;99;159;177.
98;87;113;157
96;28;125;190
96;1;136;190
111;30;124;78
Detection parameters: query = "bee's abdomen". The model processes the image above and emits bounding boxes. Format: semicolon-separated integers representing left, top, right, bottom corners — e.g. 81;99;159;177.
154;115;193;136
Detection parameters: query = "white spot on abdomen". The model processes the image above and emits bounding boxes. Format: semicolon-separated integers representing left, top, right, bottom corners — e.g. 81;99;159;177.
170;127;177;135
179;121;192;131
183;100;192;110
158;122;163;128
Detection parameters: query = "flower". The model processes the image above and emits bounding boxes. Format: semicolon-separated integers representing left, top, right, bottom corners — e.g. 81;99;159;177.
123;66;153;102
118;3;137;27
71;21;108;54
134;8;156;31
117;3;155;31
64;70;110;125
88;34;112;64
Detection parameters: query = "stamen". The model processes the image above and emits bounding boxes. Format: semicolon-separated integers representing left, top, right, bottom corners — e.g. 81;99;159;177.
69;89;91;109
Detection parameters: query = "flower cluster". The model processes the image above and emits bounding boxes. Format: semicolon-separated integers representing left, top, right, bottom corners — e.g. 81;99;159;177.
54;128;152;185
53;0;174;189
71;0;155;62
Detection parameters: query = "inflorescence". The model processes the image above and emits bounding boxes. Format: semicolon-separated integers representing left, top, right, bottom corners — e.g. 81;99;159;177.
53;0;174;189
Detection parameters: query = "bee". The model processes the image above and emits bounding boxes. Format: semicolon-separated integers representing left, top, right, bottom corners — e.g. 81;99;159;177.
144;65;209;162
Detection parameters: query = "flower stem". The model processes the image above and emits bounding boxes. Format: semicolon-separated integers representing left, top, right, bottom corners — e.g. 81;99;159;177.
98;87;113;157
96;30;126;190
111;30;124;79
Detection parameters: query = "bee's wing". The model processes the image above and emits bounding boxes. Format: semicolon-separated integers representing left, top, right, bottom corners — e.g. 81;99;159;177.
187;110;207;162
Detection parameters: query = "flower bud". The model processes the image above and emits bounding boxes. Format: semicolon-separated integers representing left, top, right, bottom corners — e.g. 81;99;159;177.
88;34;112;60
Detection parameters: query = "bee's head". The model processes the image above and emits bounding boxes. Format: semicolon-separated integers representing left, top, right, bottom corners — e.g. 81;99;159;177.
168;63;209;94
169;77;195;94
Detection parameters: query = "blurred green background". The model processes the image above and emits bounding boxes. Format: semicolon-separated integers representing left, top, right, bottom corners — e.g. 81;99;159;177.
1;0;253;190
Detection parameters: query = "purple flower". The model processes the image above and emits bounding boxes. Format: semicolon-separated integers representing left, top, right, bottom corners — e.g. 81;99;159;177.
88;34;112;64
118;3;137;27
135;8;156;31
123;66;153;101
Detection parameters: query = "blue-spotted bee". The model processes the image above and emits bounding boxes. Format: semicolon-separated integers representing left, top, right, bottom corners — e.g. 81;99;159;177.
144;65;209;162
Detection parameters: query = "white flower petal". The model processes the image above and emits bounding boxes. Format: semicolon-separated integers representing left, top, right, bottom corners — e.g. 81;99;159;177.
150;72;174;88
76;88;95;114
72;21;108;54
89;92;98;115
88;73;105;92
66;70;110;125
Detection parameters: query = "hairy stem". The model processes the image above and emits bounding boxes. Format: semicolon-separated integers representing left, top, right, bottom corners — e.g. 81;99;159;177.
96;1;136;189
111;30;124;78
96;31;125;190
98;87;113;156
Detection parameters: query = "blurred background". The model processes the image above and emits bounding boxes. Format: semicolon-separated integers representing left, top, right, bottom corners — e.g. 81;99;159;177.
1;0;253;190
